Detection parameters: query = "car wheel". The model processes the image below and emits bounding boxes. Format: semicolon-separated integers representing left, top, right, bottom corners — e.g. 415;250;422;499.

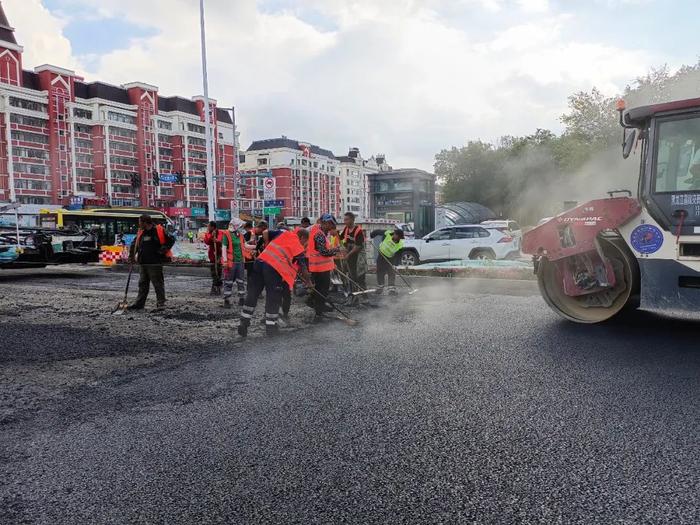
471;249;495;261
400;251;419;266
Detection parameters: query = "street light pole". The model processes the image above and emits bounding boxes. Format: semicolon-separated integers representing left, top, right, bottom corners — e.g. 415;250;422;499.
231;106;239;219
199;0;216;222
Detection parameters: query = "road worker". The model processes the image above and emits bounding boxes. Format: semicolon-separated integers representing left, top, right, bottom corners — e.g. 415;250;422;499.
220;218;248;308
203;221;222;295
128;214;175;310
376;228;405;295
238;228;312;337
307;213;344;320
300;217;311;230
339;211;367;303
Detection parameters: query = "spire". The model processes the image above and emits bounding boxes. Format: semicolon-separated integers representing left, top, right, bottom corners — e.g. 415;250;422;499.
0;1;17;45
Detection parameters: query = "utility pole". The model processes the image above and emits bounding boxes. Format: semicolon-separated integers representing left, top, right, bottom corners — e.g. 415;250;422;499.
231;106;239;219
199;0;215;222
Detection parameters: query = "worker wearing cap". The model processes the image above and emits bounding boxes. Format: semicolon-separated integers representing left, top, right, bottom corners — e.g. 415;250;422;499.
306;213;344;319
238;228;312;337
221;218;248;308
376;229;405;295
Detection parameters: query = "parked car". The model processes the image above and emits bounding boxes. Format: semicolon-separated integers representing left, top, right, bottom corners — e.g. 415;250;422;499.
398;224;520;265
395;222;415;239
480;220;522;249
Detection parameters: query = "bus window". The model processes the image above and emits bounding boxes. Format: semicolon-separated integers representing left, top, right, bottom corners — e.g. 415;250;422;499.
40;214;57;229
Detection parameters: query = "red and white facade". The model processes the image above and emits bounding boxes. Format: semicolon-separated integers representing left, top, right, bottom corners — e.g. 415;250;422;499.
0;5;236;220
239;137;341;219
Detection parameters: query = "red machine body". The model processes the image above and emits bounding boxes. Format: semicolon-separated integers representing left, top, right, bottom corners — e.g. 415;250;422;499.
523;197;641;298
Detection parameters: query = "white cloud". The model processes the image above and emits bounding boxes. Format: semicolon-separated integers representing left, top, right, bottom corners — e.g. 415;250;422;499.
6;0;662;170
4;0;81;73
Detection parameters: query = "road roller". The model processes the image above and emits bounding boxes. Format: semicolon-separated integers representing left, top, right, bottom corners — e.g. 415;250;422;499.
523;96;700;322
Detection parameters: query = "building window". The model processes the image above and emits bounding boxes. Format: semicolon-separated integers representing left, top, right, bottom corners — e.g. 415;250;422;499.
73;108;93;120
18;196;51;204
257;158;268;166
159;187;174;196
189;188;207;196
189;150;206;160
110;140;137;153
10;114;47;127
159;147;173;157
190;162;206;172
74;123;92;134
14;147;49;160
108;111;136;125
11;130;49;145
112;184;136;194
158;134;172;144
9;97;47;113
77;183;95;192
159;161;173;171
110;155;137;166
188;136;206;147
158;120;173;130
187;123;205;134
14;178;51;191
109;126;137;139
14;163;49;175
75;138;92;149
75;153;93;163
76;168;93;177
111;170;134;180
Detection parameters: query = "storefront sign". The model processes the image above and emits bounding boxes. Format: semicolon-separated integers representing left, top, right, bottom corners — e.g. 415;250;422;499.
263;207;281;216
191;207;207;217
167;207;191;217
215;209;231;221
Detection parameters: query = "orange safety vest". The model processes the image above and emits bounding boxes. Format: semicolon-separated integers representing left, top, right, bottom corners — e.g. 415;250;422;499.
258;230;305;288
306;224;335;273
135;224;172;259
219;230;248;268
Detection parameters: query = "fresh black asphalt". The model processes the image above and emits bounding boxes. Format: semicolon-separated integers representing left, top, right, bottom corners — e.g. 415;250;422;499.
1;269;698;524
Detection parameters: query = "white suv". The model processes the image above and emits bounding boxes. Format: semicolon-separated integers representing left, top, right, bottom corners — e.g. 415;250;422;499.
480;220;522;249
399;225;520;266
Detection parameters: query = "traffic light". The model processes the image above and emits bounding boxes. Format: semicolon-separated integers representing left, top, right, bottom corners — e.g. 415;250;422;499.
175;172;183;185
130;172;141;189
202;170;207;189
204;203;209;215
152;170;159;186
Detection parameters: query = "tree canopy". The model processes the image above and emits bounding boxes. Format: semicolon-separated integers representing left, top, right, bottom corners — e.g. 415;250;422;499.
435;62;700;225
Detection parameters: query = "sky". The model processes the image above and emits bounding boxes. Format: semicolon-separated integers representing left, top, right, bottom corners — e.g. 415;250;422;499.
5;0;698;171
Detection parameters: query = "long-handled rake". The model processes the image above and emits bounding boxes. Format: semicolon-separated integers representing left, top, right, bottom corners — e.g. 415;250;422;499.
308;286;359;326
112;263;134;314
378;251;419;295
333;267;377;296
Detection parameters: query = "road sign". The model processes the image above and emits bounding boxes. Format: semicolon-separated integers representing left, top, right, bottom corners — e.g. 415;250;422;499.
159;174;177;183
264;199;284;207
263;177;276;201
263;207;281;216
230;198;239;218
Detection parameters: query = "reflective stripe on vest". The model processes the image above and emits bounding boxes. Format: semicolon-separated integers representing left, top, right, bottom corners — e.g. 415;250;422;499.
221;230;247;266
306;224;335;273
258;230;303;288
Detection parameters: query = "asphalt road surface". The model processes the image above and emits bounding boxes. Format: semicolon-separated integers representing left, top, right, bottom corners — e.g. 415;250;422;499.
1;268;698;524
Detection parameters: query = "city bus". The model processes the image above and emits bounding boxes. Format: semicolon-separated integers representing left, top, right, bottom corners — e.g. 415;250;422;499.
38;207;171;247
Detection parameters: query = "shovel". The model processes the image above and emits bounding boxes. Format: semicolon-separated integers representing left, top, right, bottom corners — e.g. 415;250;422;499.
308;286;359;326
112;263;134;314
378;251;419;295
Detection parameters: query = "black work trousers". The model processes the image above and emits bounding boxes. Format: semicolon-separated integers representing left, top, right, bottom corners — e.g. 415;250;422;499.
310;270;331;315
346;253;366;291
241;261;285;327
134;265;166;307
376;255;396;288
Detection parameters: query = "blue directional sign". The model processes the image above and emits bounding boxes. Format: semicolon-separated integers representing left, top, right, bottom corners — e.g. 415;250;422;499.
264;199;284;207
159;174;177;183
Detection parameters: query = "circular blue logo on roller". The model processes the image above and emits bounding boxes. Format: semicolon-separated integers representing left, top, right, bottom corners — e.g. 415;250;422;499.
630;224;664;254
